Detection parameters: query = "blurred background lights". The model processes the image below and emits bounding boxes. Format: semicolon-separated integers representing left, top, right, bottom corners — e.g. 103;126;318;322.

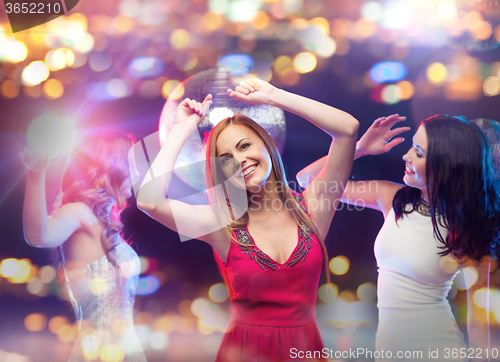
314;37;337;58
361;1;383;22
191;298;210;317
369;61;407;83
356;282;377;302
26;277;49;297
24;313;47;332
0;258;19;278
218;54;254;75
472;287;489;309
162;80;184;100
381;2;413;30
149;331;169;350
45;49;69;71
170;29;190;50
38;265;56;284
209;0;230;15
1;79;20;99
106;79;133;99
43;79;65;100
0;258;34;283
483;76;500;96
381;84;402;104
21;61;50;86
136;275;160;295
6;41;28;63
129;57;165;78
454;266;479;290
396;80;415;100
208;283;228;303
329;256;350;276
437;0;457;20
139;256;150;274
27;115;78;158
293;52;317;73
227;0;262;22
318;283;339;303
284;0;303;14
427;62;448;84
48;316;69;334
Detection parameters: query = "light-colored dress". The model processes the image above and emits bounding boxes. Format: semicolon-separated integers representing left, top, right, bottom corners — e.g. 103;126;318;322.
374;207;467;362
63;242;147;362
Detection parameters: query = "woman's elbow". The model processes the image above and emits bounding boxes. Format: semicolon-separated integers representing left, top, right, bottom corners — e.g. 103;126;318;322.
346;118;360;137
24;232;48;248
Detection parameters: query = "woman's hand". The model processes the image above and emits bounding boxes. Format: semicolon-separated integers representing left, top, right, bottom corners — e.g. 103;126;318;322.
19;147;51;173
356;114;410;157
227;78;276;105
175;94;213;127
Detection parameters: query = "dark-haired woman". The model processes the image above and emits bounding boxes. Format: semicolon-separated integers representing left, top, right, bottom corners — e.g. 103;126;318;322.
297;115;498;361
21;129;147;362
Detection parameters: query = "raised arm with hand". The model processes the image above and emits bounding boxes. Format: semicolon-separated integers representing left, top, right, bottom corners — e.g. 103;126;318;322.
296;114;409;217
21;148;85;248
136;95;232;252
228;78;359;237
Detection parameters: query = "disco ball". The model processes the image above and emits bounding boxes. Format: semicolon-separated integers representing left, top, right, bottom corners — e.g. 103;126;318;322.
159;68;286;191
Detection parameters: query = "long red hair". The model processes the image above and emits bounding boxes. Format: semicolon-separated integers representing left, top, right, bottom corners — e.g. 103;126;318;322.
54;129;134;253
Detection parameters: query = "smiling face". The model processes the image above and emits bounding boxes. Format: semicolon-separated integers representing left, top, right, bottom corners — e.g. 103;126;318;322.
215;123;274;190
402;125;428;197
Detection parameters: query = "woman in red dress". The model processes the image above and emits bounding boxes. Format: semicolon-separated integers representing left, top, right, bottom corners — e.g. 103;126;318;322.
137;78;359;361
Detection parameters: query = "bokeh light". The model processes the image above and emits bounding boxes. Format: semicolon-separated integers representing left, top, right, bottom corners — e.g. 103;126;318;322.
136;275;161;295
318;283;339;303
370;62;407;83
43;79;65;100
24;313;47;332
293;52;316;74
455;267;479;290
427;62;447;85
22;61;50;86
483;76;500;96
357;282;377;302
5;41;28;63
329;256;349;275
208;283;228;303
473;287;489;309
162;80;184;100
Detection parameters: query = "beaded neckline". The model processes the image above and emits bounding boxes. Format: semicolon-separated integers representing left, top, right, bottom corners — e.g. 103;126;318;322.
233;192;314;271
415;198;431;217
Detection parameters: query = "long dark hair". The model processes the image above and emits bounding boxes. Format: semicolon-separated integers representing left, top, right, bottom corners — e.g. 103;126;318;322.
393;115;500;260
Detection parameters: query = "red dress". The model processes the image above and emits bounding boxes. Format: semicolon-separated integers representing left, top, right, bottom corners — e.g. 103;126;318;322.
213;192;327;362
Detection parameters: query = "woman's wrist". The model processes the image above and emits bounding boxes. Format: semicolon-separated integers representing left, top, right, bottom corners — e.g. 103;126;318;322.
354;142;368;159
27;167;47;175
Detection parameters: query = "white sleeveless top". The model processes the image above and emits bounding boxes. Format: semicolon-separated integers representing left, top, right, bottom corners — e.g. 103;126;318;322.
374;208;466;362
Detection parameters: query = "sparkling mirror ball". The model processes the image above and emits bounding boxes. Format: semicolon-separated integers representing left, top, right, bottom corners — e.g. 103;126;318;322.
158;68;286;191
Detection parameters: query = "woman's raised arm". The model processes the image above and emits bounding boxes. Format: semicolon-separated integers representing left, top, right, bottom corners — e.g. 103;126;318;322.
136;95;232;253
295;114;408;217
21;149;86;248
228;78;359;237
